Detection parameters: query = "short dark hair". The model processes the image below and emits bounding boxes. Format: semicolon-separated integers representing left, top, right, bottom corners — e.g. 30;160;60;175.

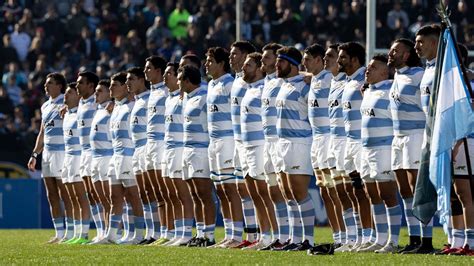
127;66;145;79
339;42;366;66
181;54;201;69
262;43;283;55
206;47;231;72
46;72;67;93
304;43;325;59
166;62;180;76
371;53;388;64
328;43;340;51
98;79;110;88
276;46;303;66
458;43;468;65
111;72;127;84
146;55;167;74
67;82;77;90
231;40;257;54
78;71;99;87
179;65;201;86
394;38;422;67
416;24;442;38
247;52;263;68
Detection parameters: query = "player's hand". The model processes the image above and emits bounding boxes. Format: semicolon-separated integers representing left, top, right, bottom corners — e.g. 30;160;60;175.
59;105;67;118
27;157;36;172
301;72;312;84
106;102;115;114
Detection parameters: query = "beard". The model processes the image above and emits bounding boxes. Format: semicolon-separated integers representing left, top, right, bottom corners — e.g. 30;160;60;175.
276;64;291;78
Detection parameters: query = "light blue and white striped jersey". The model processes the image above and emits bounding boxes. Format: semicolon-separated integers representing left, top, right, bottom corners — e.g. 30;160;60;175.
230;75;248;140
110;98;135;156
275;74;312;144
389;66;426;136
262;73;283;140
41;94;65;151
63;107;81;156
183;85;209;148
360;80;394;148
328;73;347;137
207;73;234;140
241;78;265;146
77;95;97;152
147;82;168;142
164;89;184;149
342;67;366;140
308;69;332;137
420;59;436;116
90;101;113;157
130;90;150;148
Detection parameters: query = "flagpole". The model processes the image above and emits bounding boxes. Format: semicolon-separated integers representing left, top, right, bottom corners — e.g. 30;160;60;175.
437;2;474;183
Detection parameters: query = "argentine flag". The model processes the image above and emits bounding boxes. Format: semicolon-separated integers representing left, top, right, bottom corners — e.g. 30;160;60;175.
430;29;474;225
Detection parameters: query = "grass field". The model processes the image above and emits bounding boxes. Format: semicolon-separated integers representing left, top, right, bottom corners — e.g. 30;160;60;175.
0;228;473;265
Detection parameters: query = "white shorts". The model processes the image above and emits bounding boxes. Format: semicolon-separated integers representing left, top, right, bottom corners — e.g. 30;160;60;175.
132;145;147;175
91;156;114;182
360;147;395;182
453;138;474;175
275;139;313;175
233;140;245;182
61;154;82;183
146;140;164;171
240;145;265;180
41;149;65;179
183;147;210;180
209;138;234;176
108;154;134;180
327;136;346;171
344;139;362;174
311;134;330;169
79;150;92;177
263;139;280;175
391;133;423;170
162;147;184;179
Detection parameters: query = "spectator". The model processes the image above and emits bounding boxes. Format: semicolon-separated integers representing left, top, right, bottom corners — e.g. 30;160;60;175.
146;16;171;48
387;1;410;30
167;2;190;39
0;34;20;73
65;3;88;38
2;0;22;21
2;62;28;89
0;85;14;116
10;23;31;61
5;75;21;106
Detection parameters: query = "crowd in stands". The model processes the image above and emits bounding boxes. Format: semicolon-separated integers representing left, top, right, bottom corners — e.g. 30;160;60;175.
0;0;473;161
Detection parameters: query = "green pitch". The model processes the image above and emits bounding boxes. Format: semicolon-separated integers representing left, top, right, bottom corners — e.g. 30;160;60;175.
0;228;472;265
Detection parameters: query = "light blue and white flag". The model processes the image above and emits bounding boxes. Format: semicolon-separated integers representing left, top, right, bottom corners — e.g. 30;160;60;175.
430;29;474;225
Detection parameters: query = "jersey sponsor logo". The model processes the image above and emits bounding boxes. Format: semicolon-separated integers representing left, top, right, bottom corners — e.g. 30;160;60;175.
421;86;431;95
209;104;218;112
310;99;319;108
133;116;139;125
231;97;239;105
94;124;98;131
390;90;400;103
455;165;466;170
165;115;173;123
79;120;85;127
184;116;191;122
342;101;351;110
328;99;339;108
195;169;204;173
381;170;391;175
111;121;120;129
276;100;284;108
121;171;131;175
243;106;249;114
224;159;232;164
45;120;55;127
262;98;270;107
291;165;300;170
149;106;157;113
68;129;73;136
361;108;375;117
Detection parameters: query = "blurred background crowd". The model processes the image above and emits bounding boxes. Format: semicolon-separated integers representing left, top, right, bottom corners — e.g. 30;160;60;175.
0;0;473;163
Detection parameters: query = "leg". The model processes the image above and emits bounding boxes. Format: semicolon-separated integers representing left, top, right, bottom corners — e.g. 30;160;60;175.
255;178;278;245
288;174;314;247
